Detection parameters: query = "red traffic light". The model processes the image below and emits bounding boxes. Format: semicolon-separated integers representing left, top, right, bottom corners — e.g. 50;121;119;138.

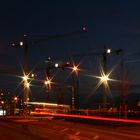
62;61;70;67
11;43;19;48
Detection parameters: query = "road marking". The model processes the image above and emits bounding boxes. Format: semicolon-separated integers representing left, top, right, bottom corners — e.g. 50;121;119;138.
13;119;38;122
61;128;69;132
75;131;81;136
93;135;100;139
92;127;140;139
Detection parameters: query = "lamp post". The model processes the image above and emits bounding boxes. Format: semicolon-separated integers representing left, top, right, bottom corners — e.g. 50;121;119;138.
23;75;30;103
101;46;124;110
14;96;18;115
72;65;79;110
102;46;111;109
1;101;5;116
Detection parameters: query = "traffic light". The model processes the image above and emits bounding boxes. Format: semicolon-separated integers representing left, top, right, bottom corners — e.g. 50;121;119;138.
11;42;24;48
54;61;70;69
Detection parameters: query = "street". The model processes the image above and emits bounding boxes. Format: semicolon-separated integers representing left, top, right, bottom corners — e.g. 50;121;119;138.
0;117;140;140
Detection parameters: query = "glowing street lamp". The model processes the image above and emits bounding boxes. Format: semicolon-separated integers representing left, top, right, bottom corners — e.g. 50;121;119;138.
55;63;59;68
100;75;109;82
26;82;30;88
1;101;4;105
106;48;111;54
44;78;52;97
14;97;18;102
23;75;28;81
73;66;78;71
31;73;34;78
72;65;80;76
20;41;24;46
22;75;30;102
44;79;51;85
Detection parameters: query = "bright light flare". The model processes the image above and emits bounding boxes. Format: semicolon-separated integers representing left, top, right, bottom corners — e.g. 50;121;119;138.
70;64;80;76
14;96;18;101
26;82;30;88
86;62;121;98
31;73;35;78
20;41;23;46
107;48;111;54
23;75;28;81
1;101;4;104
44;79;51;85
100;75;109;82
55;63;59;68
73;66;78;72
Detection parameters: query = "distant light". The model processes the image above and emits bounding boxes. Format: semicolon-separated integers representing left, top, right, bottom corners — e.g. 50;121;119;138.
73;66;78;72
47;56;52;61
12;43;15;46
1;101;4;104
100;75;109;82
14;97;18;101
20;41;23;46
107;48;111;54
55;63;59;68
23;75;28;81
26;82;30;88
24;34;27;37
44;80;51;85
0;110;6;116
82;26;87;31
66;61;70;65
31;73;34;78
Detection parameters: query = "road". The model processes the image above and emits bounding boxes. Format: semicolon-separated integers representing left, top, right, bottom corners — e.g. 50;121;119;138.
0;116;140;140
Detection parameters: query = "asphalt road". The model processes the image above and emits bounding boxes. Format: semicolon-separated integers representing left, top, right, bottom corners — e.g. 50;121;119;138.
0;117;140;140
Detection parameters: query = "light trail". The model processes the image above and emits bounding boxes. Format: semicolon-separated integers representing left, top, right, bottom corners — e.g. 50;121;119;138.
31;111;140;124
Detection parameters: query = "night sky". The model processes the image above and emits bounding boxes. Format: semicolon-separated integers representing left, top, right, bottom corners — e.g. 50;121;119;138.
0;0;140;108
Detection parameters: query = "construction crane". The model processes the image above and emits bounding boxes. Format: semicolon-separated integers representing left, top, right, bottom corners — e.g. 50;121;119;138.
11;27;87;104
36;46;125;109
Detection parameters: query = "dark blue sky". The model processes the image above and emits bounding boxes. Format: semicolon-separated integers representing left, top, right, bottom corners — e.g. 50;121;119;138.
0;0;140;106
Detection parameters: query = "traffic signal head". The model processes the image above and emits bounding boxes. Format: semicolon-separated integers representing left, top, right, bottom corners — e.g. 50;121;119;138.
54;61;70;69
11;42;24;48
11;43;19;48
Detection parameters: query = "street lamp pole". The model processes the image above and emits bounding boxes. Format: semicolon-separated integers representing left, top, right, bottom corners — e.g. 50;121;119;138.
72;65;79;110
23;35;29;103
102;46;108;109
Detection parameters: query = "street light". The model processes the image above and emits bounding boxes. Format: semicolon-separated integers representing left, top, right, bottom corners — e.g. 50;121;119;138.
71;65;80;109
1;101;4;105
14;96;18;102
23;75;28;81
102;46;124;109
20;41;24;46
44;79;51;86
100;75;109;82
106;48;112;54
44;78;52;96
55;63;59;68
22;75;30;103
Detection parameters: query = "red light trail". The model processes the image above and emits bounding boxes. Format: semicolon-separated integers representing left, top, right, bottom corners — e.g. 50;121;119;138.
31;111;140;124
